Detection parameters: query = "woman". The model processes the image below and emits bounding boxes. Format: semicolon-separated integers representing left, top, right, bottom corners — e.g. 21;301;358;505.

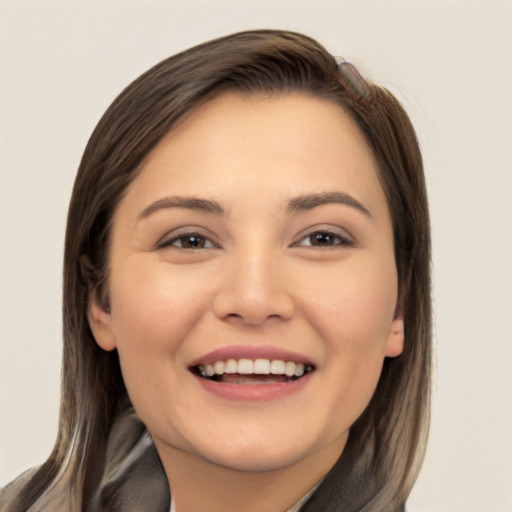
0;29;431;512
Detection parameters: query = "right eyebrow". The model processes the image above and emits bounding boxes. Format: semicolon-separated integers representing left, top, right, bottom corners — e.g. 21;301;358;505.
137;196;226;220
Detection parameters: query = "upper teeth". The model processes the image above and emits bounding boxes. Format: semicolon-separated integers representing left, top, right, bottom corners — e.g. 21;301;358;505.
198;359;311;378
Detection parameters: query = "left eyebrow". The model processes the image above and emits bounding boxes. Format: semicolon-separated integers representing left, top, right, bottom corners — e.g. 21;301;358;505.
286;191;372;218
137;196;226;220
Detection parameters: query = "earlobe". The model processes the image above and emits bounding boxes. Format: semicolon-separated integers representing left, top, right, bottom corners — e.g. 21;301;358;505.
385;315;404;358
88;291;117;352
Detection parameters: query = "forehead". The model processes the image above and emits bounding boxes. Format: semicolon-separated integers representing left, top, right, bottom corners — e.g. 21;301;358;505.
120;92;386;216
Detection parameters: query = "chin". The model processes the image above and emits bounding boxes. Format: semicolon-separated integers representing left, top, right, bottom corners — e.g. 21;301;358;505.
183;426;340;475
199;445;314;474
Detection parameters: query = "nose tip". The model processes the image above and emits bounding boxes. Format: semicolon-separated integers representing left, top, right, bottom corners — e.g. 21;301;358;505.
211;260;295;325
217;294;295;326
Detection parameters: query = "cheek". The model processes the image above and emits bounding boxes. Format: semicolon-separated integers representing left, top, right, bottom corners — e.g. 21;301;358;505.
107;261;210;397
299;256;397;420
304;256;398;350
110;260;208;342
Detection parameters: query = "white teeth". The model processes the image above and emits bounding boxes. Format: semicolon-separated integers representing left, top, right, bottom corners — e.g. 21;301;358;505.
270;360;286;374
213;361;225;375
237;359;253;374
225;359;237;374
197;358;311;379
254;359;271;374
284;361;296;377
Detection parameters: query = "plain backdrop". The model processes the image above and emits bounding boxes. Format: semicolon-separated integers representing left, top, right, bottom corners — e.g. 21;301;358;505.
1;1;511;511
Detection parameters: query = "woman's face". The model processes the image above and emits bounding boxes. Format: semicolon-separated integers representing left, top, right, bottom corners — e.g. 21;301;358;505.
90;92;403;474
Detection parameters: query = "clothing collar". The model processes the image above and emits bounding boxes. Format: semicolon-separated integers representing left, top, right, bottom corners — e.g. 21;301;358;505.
85;410;403;512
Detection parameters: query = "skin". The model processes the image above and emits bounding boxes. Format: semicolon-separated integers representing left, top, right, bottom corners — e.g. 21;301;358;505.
89;93;404;512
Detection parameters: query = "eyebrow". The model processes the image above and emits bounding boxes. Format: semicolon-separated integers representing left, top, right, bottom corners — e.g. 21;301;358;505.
138;196;226;220
286;192;372;217
138;191;371;221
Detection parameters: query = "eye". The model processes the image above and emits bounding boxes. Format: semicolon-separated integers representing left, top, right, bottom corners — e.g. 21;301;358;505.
296;230;354;248
158;232;218;250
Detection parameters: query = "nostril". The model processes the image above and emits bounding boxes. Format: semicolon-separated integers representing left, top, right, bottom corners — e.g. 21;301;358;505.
211;268;296;324
222;311;291;326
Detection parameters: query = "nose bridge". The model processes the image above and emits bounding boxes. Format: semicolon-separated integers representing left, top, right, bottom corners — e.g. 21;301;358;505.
212;239;295;324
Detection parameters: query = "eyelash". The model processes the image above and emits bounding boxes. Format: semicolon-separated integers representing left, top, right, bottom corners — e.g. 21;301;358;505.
158;232;219;250
158;229;354;251
294;230;354;248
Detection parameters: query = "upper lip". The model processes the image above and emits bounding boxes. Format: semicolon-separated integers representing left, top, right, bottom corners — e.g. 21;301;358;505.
188;345;316;368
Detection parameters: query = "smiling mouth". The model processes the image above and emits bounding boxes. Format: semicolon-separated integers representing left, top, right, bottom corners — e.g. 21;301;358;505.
192;358;315;384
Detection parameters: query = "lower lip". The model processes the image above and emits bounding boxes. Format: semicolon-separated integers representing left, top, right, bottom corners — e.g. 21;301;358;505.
195;372;313;402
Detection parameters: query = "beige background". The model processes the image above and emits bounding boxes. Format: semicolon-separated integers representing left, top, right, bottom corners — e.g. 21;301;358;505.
1;1;511;510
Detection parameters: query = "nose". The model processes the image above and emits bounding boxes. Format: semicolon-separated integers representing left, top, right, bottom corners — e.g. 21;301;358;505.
212;248;295;325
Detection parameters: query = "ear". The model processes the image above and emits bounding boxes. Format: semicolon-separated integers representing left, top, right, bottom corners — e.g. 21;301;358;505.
385;315;404;358
88;290;117;352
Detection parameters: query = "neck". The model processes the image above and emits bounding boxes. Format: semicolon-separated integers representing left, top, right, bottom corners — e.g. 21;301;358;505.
155;434;347;512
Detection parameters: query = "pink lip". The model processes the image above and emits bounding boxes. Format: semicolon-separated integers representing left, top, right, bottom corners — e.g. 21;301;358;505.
195;371;313;402
189;345;315;402
188;345;315;367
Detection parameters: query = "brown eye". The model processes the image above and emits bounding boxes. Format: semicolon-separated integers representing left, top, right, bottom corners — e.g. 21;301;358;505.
179;235;207;249
159;233;217;250
297;231;353;248
310;232;336;246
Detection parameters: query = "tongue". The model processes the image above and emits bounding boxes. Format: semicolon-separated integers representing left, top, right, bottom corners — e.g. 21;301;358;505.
219;373;289;384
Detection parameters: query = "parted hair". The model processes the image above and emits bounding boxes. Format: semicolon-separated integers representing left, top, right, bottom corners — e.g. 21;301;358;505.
5;29;431;512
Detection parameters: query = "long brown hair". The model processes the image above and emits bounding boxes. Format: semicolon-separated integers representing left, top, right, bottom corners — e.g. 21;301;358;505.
6;29;431;511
